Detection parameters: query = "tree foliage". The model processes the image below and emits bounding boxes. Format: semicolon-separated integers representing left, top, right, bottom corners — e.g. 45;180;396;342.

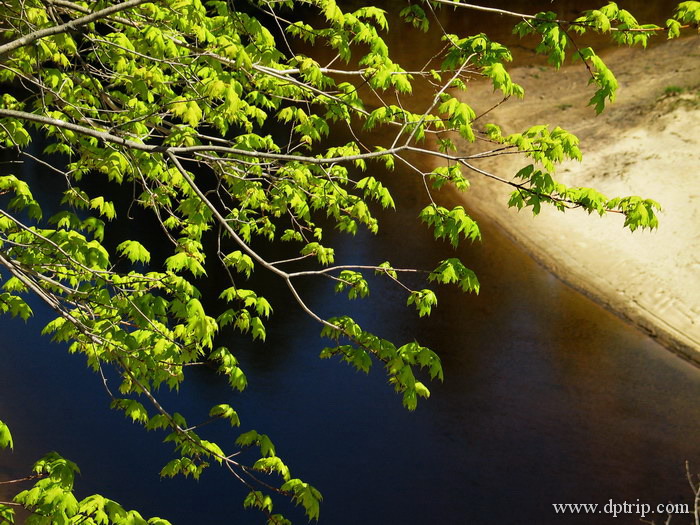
0;0;696;522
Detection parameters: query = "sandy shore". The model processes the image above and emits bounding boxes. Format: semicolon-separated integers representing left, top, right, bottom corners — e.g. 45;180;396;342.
455;37;700;361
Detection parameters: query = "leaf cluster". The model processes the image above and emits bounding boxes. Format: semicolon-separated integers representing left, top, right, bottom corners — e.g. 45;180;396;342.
0;424;170;525
0;0;678;521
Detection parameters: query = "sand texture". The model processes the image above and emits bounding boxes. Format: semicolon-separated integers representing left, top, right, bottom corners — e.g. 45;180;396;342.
457;37;700;361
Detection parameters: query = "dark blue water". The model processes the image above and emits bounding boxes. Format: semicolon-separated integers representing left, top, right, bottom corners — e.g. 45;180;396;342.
2;2;697;524
2;165;700;524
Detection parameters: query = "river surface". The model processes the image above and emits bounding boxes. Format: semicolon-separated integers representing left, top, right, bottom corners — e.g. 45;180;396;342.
1;1;699;524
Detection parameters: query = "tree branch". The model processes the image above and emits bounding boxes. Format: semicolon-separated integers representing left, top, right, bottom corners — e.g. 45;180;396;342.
0;0;149;59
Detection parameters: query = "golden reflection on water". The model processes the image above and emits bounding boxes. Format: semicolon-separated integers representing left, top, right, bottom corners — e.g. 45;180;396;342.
0;2;697;524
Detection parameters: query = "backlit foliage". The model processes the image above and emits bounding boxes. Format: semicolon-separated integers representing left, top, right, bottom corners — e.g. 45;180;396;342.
0;0;696;522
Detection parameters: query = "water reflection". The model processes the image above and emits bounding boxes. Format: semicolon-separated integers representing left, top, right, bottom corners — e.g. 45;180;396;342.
1;2;698;524
5;157;697;524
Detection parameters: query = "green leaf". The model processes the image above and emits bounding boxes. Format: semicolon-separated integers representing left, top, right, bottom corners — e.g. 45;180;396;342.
243;490;274;513
209;404;240;427
117;240;151;264
429;258;480;294
253;456;291;481
0;420;13;450
236;430;276;457
334;270;369;299
111;399;149;424
222;251;254;277
0;503;14;523
300;242;335;265
666;18;682;38
280;479;323;521
419;205;481;247
407;289;437;317
165;252;206;276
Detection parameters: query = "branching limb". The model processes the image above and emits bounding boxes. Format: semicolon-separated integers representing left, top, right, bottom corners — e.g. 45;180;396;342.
0;0;150;58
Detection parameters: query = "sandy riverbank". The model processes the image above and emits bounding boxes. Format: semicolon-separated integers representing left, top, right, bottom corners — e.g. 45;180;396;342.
455;36;700;361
